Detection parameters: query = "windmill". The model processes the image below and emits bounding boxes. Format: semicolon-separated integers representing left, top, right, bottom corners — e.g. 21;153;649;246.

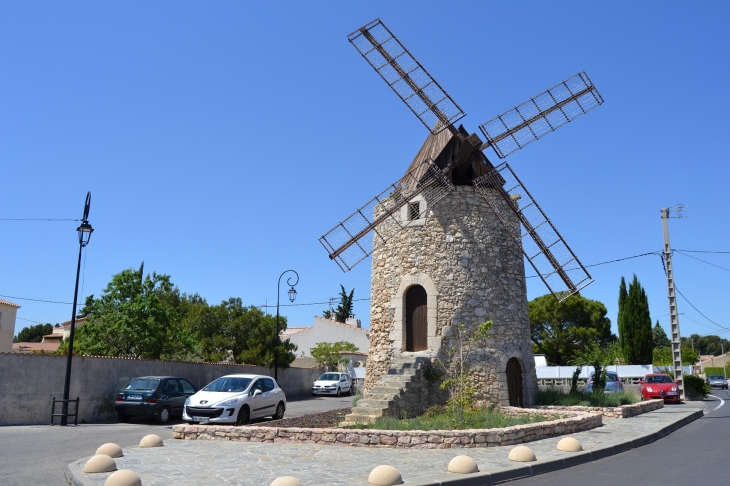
319;18;603;302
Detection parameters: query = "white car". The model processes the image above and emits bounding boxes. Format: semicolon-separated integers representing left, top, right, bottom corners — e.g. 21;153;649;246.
311;372;353;397
183;374;286;425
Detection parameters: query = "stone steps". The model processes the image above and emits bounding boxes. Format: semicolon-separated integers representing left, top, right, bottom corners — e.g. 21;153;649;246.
341;356;431;427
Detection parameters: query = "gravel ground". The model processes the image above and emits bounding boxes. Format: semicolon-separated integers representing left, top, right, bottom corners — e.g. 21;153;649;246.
253;407;352;428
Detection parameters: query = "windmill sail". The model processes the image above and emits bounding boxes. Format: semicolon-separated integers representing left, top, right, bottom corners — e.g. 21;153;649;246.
479;72;603;159
320;159;454;272
348;19;466;135
473;163;592;301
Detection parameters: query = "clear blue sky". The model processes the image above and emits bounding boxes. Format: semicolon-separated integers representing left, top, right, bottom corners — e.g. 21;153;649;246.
2;2;729;343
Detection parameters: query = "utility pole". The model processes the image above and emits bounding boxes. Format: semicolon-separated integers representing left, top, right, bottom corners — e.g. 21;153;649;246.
661;207;684;400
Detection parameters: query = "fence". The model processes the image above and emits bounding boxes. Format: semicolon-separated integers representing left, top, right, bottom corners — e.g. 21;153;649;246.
535;364;693;386
0;353;322;426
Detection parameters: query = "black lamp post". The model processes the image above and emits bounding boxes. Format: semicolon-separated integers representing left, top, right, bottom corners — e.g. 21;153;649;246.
275;270;298;381
60;192;94;426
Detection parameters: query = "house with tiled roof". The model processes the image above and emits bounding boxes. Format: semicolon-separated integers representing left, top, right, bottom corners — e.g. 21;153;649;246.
0;298;21;353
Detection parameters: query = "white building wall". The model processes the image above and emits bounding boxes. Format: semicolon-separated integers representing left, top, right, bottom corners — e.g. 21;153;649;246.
285;316;369;358
0;303;20;354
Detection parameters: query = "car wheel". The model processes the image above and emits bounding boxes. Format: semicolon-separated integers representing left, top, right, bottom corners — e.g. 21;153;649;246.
155;407;171;424
347;385;353;396
273;402;285;420
117;412;130;423
336;387;341;397
236;406;250;426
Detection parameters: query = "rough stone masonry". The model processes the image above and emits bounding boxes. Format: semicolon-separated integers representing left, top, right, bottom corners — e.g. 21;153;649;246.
366;180;538;407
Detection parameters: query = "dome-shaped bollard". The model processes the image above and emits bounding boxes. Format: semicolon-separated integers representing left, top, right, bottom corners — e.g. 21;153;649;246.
139;434;164;448
84;454;117;473
270;477;303;486
368;465;403;485
104;469;142;486
96;443;123;458
508;445;536;462
557;437;583;452
448;455;479;474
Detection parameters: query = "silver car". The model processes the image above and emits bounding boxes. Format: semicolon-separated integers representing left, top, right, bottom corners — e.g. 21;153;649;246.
707;375;728;389
183;374;286;425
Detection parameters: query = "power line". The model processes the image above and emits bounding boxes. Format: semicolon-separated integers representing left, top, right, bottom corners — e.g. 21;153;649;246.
674;285;730;333
674;249;730;254
0;294;74;305
16;316;48;324
0;218;80;221
261;298;371;308
674;250;730;273
526;251;660;279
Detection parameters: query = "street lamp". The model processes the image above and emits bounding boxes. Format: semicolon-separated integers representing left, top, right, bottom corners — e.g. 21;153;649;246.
60;192;94;426
275;270;299;381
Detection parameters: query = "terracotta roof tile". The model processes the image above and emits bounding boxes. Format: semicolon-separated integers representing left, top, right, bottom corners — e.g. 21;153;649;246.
0;298;21;308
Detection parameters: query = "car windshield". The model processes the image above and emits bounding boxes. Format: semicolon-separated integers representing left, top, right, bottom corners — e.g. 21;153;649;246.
645;375;672;384
202;377;252;392
709;375;725;380
124;378;160;391
606;373;619;382
318;373;341;381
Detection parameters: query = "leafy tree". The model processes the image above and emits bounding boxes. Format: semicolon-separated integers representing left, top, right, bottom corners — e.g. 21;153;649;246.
60;269;195;359
310;341;359;370
681;333;730;356
652;321;672;348
529;294;615;366
653;345;697;366
14;323;54;343
332;285;355;323
617;275;652;364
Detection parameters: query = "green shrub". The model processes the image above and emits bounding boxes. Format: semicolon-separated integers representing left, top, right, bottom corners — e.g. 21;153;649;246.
352;394;363;407
345;406;554;431
536;388;639;407
683;374;710;397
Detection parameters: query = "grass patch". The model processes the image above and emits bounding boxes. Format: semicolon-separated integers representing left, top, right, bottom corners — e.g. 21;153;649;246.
536;388;640;407
346;406;554;430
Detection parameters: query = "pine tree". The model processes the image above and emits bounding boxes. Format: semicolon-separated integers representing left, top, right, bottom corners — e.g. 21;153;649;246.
653;321;672;348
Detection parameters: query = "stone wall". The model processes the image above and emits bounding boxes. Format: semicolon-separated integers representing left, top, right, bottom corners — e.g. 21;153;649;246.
0;352;322;425
367;185;537;407
173;407;601;448
535;399;664;418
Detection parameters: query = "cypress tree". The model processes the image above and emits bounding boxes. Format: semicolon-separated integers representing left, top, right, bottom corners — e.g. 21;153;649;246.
619;275;653;364
617;277;628;359
653;321;671;348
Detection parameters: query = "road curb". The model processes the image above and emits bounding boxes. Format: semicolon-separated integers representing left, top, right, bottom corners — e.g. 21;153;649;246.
409;408;704;486
66;456;97;486
63;409;705;486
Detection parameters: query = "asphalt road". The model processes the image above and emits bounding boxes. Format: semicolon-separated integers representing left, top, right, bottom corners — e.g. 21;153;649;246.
0;394;355;486
508;390;729;486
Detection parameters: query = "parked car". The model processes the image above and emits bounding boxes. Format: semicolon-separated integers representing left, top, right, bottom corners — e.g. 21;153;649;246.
115;376;197;424
707;374;728;389
640;373;680;403
182;374;286;425
586;371;624;394
311;372;353;397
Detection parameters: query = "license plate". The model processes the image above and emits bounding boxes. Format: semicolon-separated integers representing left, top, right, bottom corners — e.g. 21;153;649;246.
127;395;142;400
193;416;210;423
666;392;677;395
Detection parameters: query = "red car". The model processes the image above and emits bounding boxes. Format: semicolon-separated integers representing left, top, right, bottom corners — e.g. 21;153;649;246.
640;374;681;403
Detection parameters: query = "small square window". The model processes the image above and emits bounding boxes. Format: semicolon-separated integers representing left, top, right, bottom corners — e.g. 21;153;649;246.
408;202;420;221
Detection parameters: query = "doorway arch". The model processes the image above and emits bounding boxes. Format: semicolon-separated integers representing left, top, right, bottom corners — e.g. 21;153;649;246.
506;357;523;407
405;285;428;351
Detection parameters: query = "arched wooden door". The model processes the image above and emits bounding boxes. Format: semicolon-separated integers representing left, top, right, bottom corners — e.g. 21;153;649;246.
506;358;523;407
405;285;427;352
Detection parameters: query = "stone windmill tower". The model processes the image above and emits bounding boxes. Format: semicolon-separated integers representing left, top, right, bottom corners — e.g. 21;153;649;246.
319;19;603;418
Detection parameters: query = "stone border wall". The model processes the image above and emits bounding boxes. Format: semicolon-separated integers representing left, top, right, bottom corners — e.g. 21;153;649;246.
535;399;664;418
172;408;602;449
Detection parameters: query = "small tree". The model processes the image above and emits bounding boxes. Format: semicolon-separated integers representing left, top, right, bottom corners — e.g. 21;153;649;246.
438;320;493;426
570;366;582;394
322;285;355;322
14;323;54;343
310;341;359;370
